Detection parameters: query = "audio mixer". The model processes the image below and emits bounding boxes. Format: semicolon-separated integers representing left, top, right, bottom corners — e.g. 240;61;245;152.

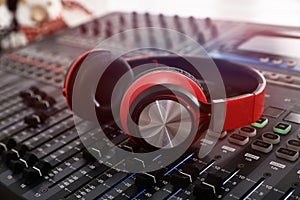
0;12;300;200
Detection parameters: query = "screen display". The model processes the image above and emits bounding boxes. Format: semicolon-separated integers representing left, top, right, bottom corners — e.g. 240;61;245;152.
238;35;300;58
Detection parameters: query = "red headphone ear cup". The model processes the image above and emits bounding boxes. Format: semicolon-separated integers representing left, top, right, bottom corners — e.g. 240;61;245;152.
119;68;209;149
63;50;133;124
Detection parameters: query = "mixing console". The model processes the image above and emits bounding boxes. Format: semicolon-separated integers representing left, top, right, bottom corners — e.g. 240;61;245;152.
0;12;300;200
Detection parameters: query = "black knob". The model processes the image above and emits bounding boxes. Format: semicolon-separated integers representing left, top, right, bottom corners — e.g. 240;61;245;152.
44;96;56;106
14;144;29;157
24;95;41;107
135;173;156;189
34;160;52;175
182;164;201;181
159;13;167;28
170;170;191;189
135;169;164;189
193;173;223;199
82;149;96;162
19;90;34;99
5;138;17;150
132;12;138;28
197;32;205;45
23;168;40;185
204;17;212;28
24;111;48;127
193;183;217;200
92;19;100;36
119;14;125;26
9;160;25;174
23;152;38;167
2;150;19;165
35;100;50;110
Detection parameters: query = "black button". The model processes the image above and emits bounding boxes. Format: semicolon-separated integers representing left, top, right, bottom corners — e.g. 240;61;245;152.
251;139;273;153
262;132;280;144
276;147;299;161
287;139;300;151
228;133;249;145
239;126;256;137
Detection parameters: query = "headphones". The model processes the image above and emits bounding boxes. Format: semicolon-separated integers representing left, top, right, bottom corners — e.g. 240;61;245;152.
63;50;266;150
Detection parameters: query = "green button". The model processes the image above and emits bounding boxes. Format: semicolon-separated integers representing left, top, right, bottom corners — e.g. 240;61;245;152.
273;122;291;135
297;133;300;140
251;117;268;128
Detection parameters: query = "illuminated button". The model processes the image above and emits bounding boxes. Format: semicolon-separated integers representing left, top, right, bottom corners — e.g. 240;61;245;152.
286;60;297;68
239;126;256;137
228;133;249;146
273;122;291;135
262;132;280;144
272;59;283;65
251;139;273;153
264;107;284;118
268;73;279;80
276;147;299;162
287;139;300;151
259;57;269;63
251;117;268;128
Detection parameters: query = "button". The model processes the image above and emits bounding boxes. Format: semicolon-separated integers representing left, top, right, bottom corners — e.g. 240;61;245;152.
286;60;297;68
259;57;269;63
276;147;299;161
284;112;300;124
272;59;283;65
264;107;284;118
251;139;273;153
284;75;294;83
228;133;249;146
251;117;268;128
287;139;300;151
273;122;291;135
269;73;279;80
262;132;280;144
239;126;257;137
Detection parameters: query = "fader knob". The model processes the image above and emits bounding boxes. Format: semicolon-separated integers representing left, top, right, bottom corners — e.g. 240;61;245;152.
9;160;25;174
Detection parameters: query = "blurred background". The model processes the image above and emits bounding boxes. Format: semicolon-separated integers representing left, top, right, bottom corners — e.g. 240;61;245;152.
92;0;300;27
1;0;300;50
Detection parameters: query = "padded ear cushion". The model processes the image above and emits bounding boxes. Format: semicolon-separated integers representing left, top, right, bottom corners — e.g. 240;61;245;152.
63;50;134;123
